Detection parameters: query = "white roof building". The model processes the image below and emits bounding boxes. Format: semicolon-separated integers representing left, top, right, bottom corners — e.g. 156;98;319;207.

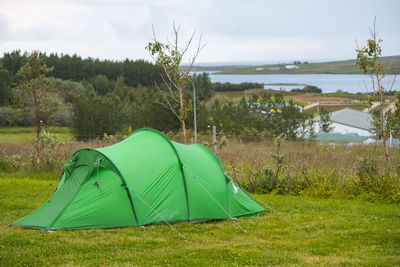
285;65;299;69
315;108;374;137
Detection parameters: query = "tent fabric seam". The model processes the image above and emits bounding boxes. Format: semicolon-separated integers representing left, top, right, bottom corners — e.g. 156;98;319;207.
132;128;191;223
91;149;140;226
49;165;94;229
58;149;140;226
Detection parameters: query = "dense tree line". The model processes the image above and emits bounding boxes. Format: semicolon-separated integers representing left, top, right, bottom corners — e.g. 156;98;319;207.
291;85;322;93
0;66;11;105
66;77;312;140
0;50;163;97
214;82;264;92
0;50;317;141
208;94;310;139
71;73;214;140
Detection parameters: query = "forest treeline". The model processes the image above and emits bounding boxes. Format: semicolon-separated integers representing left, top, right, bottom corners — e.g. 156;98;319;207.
0;50;316;140
0;50;162;93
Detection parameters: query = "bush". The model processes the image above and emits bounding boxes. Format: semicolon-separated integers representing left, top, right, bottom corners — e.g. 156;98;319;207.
72;92;126;140
0;106;13;126
55;103;73;126
245;165;272;194
39;130;64;170
0;157;11;172
223;143;400;204
291;85;322;93
1;153;22;171
214;82;264;92
0;107;34;126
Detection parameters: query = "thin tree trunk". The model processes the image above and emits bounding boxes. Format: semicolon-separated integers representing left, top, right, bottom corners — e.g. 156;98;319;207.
378;77;389;164
179;87;186;144
371;18;389;166
32;81;40;165
35;125;40;164
181;119;186;144
375;64;389;165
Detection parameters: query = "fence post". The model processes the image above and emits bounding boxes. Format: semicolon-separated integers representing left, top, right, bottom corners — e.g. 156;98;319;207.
212;125;217;153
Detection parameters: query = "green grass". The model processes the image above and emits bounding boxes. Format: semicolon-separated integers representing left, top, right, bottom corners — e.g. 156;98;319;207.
1;177;399;266
0;126;73;144
319;91;359;98
218;55;400;74
207;88;304;106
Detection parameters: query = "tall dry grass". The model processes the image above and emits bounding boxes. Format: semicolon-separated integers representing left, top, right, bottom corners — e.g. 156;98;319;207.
1;135;399;202
219;140;400;177
217;140;400;202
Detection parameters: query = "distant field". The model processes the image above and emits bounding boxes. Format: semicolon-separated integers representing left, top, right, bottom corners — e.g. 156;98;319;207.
207;88;264;105
0;126;73;144
218;55;400;75
1;177;399;266
208;89;363;107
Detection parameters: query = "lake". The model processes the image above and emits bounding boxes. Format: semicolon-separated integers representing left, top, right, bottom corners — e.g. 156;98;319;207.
195;72;399;93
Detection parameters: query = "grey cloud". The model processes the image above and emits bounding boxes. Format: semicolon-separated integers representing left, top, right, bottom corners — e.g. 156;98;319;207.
5;24;59;42
0;15;8;43
0;0;399;62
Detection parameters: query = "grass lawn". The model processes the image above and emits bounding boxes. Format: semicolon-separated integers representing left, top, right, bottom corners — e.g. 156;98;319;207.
207;89;307;107
206;88;264;106
0;126;73;144
1;177;399;266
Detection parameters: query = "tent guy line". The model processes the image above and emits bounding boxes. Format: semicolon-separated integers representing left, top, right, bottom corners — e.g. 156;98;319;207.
193;176;247;233
131;188;186;240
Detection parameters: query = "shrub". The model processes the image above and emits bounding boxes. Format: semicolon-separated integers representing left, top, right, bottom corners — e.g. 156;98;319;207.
0;157;11;172
291;85;322;93
0;106;13;126
39;130;64;170
1;153;22;171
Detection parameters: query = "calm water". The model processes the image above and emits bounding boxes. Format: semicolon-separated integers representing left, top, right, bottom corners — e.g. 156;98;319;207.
197;72;399;93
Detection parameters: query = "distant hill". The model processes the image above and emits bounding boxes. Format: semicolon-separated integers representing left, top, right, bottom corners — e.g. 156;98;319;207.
202;55;400;74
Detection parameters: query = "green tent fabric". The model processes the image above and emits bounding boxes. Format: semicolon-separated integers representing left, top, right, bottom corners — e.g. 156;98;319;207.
12;129;264;230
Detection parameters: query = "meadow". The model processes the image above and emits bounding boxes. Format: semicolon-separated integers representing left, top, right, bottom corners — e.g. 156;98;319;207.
0;126;72;144
1;178;399;266
207;88;372;115
1;127;400;265
1;126;400;202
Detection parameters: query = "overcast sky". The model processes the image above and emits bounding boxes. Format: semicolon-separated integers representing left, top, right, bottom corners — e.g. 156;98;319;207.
0;0;399;64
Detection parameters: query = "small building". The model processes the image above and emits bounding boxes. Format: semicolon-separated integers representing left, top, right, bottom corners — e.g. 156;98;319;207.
285;65;299;69
315;132;375;144
316;108;374;137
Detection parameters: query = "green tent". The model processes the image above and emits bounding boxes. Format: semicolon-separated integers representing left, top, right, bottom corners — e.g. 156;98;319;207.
12;129;264;230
